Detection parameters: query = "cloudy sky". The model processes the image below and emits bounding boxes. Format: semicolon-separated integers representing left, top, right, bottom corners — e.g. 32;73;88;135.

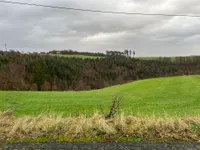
0;0;200;56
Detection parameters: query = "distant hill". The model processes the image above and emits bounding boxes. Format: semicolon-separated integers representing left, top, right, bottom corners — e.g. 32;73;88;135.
50;54;104;59
48;50;105;57
0;51;200;91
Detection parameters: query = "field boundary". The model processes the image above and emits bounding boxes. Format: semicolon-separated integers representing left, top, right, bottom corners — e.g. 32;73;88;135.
1;110;200;144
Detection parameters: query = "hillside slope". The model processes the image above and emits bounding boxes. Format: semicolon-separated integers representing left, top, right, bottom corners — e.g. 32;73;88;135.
0;75;200;117
51;54;104;59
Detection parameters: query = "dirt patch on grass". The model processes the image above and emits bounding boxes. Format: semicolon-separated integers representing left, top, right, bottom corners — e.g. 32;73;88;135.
0;110;200;144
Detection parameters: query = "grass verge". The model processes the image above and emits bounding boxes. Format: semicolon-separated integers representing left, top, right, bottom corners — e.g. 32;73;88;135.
0;110;200;144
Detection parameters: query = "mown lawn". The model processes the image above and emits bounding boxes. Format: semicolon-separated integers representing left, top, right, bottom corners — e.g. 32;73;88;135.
0;75;200;117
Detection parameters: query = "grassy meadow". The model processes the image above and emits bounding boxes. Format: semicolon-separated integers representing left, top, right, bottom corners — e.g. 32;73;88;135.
136;56;176;61
51;54;104;59
1;53;200;143
0;75;200;117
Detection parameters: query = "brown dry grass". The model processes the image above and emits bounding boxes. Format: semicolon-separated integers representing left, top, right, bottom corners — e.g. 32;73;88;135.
0;110;200;143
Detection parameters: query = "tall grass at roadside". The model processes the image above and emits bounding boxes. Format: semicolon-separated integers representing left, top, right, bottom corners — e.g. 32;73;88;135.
0;110;200;143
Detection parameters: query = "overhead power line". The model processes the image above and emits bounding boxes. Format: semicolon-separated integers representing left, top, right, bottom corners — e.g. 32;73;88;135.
0;0;200;18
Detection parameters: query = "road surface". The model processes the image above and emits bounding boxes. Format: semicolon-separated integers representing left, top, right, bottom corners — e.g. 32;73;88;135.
2;141;200;150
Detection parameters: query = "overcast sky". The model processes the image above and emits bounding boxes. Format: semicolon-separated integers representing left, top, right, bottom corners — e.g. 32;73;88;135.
0;0;200;56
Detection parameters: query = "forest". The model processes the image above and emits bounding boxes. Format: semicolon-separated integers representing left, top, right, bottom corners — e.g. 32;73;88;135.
0;50;200;91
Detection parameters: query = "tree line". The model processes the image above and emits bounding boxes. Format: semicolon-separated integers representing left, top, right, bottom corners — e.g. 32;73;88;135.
0;50;200;91
48;49;136;57
48;50;105;57
106;50;135;57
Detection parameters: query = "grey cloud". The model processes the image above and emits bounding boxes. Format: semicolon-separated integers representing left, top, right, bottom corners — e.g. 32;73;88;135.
0;0;200;56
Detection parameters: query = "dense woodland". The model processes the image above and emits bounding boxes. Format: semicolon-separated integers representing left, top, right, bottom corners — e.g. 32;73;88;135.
0;50;200;91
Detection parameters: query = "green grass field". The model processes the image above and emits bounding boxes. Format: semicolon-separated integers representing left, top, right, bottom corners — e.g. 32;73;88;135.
0;75;200;117
136;57;176;61
51;54;104;59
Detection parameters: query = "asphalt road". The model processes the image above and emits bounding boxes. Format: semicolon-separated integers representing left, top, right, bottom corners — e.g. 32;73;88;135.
2;141;200;150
